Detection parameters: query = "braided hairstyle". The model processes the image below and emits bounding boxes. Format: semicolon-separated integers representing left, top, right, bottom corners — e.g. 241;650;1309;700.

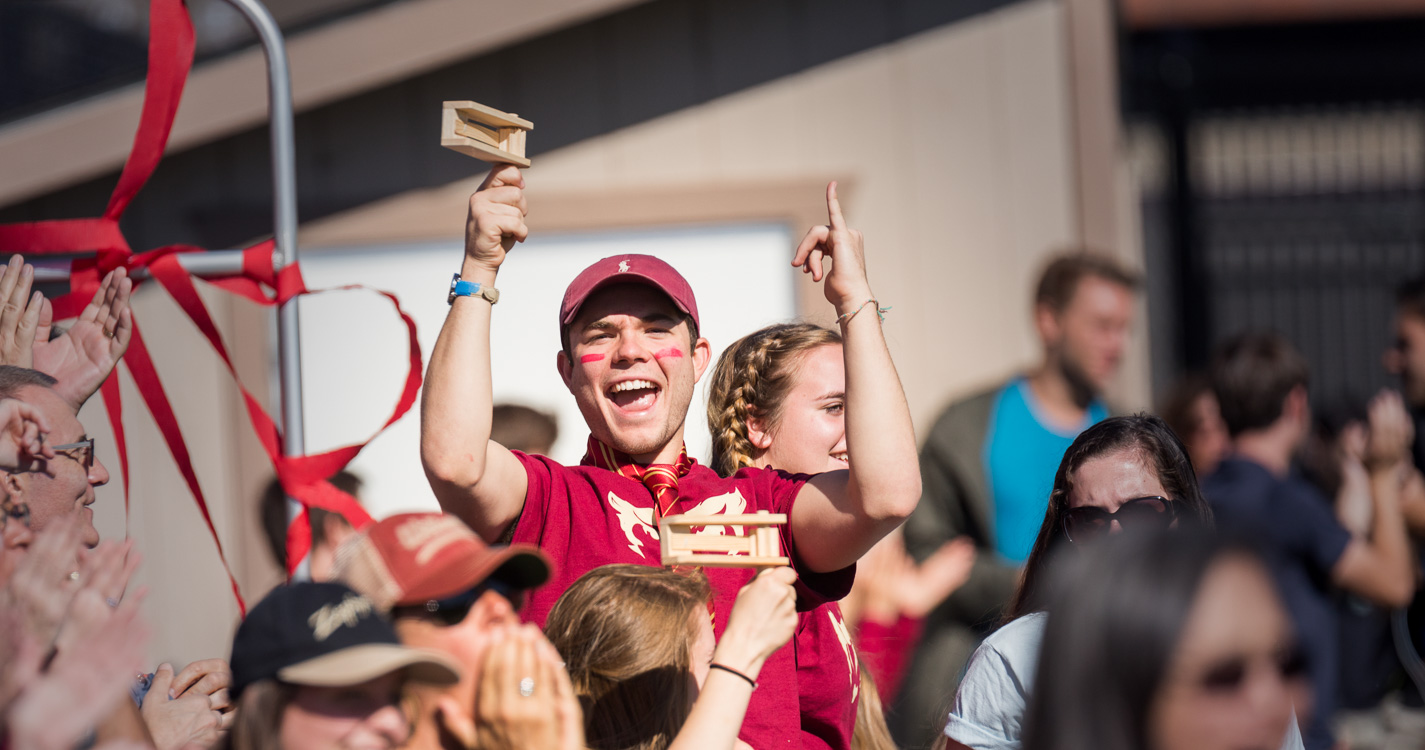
705;323;842;478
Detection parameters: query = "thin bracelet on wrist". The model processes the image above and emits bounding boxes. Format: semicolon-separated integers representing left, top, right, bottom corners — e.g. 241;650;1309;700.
708;663;757;689
836;298;890;325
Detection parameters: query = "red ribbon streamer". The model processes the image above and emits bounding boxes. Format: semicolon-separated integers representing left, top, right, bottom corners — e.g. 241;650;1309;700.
0;0;423;612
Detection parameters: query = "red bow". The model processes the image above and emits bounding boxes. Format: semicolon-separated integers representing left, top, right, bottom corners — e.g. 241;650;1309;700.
0;0;422;613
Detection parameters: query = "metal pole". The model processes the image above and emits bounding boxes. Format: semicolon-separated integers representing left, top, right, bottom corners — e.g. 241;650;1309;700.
31;250;250;283
220;0;309;579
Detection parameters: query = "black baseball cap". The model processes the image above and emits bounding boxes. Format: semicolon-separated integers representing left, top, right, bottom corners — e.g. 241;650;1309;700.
230;582;460;698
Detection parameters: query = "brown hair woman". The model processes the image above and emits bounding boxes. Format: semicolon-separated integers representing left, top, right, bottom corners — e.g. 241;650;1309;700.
545;564;797;750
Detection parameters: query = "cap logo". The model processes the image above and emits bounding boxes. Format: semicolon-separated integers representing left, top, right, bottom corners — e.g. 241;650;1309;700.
618;260;630;273
309;593;373;641
396;516;468;565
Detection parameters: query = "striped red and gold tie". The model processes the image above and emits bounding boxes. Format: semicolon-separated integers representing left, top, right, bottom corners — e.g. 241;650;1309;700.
582;436;695;524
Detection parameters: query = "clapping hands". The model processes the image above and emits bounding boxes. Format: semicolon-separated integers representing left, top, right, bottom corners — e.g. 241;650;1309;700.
34;265;134;413
0;255;133;413
1;517;154;750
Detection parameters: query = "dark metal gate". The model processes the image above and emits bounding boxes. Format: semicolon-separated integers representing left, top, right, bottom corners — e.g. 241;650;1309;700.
1125;18;1425;405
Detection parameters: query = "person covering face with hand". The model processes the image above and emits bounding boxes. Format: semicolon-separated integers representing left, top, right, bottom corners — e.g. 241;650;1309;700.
331;511;572;750
420;165;920;745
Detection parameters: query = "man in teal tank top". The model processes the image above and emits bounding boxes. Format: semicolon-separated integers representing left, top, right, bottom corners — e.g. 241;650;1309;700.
985;377;1110;562
895;253;1138;747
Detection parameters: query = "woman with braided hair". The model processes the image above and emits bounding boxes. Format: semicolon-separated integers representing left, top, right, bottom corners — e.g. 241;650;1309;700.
707;323;843;478
707;323;974;750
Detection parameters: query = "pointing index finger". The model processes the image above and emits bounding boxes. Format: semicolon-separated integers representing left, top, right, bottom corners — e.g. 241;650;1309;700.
826;181;846;231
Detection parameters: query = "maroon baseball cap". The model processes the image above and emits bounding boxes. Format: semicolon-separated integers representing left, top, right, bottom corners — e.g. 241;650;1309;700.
332;513;552;611
559;254;700;333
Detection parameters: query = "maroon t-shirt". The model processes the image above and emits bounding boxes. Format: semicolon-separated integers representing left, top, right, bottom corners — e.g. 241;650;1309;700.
510;451;855;748
854;613;922;706
795;603;859;750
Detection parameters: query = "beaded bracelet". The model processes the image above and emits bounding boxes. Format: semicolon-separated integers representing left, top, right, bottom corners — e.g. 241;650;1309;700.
709;663;758;689
836;298;891;325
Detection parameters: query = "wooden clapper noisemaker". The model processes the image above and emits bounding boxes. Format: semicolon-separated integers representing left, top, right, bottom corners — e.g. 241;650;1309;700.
440;100;532;166
659;511;790;568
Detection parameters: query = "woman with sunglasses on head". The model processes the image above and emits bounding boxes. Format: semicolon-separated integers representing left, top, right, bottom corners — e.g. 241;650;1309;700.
943;415;1302;750
1021;527;1308;750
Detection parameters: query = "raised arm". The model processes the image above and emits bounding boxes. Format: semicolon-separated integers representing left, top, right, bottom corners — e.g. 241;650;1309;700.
1332;389;1416;608
421;164;531;542
670;567;798;750
33;267;133;414
788;183;921;573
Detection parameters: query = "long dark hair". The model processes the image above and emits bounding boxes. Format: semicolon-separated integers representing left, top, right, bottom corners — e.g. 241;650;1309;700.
1008;414;1214;620
1020;529;1261;750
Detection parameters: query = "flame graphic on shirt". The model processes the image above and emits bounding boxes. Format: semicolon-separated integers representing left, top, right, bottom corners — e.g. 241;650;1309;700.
606;488;749;559
607;492;656;556
828;608;860;701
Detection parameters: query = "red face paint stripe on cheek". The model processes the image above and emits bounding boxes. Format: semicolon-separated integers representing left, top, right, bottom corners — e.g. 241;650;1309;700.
580;354;606;363
654;348;684;360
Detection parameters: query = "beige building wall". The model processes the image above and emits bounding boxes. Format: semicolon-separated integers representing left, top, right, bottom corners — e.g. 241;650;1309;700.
303;0;1153;433
86;0;1149;668
87;285;277;668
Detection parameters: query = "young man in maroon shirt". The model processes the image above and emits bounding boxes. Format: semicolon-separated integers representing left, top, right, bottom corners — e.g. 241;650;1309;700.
420;164;920;747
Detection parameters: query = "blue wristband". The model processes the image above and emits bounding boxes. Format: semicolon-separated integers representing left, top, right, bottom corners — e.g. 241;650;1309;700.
447;273;500;305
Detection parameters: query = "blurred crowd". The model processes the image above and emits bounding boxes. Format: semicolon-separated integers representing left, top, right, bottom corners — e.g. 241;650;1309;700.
5;165;1425;750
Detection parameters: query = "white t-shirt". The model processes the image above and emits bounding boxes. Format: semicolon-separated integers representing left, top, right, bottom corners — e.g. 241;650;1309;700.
944;612;1305;750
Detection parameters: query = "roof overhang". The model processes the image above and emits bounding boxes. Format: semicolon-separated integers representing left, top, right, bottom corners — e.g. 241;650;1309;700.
1122;0;1425;29
0;0;648;208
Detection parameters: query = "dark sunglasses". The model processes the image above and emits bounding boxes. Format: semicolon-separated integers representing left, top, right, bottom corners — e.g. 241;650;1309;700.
1062;495;1177;543
393;578;524;627
1198;645;1309;694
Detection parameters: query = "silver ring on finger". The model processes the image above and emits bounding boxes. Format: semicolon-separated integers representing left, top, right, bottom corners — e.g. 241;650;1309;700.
518;677;535;697
105;597;120;608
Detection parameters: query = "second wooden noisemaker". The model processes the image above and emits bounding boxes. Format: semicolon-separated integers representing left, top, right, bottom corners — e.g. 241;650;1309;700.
659;510;789;568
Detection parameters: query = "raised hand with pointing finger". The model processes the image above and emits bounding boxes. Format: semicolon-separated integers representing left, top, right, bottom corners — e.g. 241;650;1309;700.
791;182;874;316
